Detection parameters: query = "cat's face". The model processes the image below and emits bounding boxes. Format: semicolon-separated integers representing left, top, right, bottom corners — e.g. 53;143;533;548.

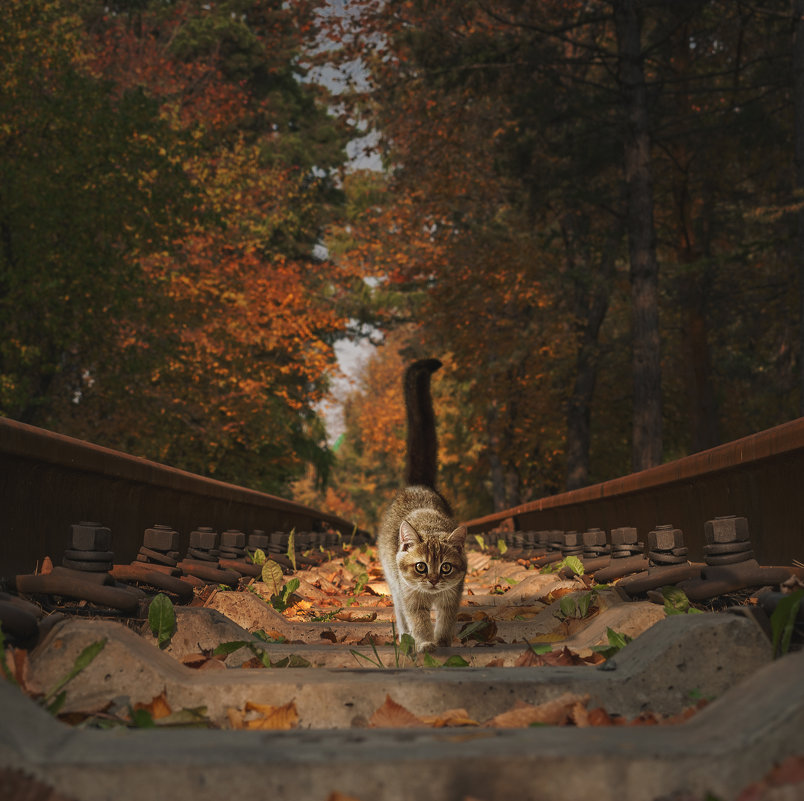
396;521;467;594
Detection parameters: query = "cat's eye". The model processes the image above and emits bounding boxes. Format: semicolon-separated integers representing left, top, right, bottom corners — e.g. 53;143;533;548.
440;563;453;575
414;562;427;574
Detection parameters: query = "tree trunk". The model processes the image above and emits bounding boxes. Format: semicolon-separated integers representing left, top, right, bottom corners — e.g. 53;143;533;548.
563;216;621;490
794;0;804;416
613;0;663;470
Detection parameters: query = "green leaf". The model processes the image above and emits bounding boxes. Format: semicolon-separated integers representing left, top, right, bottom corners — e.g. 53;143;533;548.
661;585;691;615
286;528;297;572
353;572;369;595
562;556;585;576
529;642;553;655
249;548;266;565
129;707;156;728
399;633;416;658
457;619;488;641
148;594;176;649
421;651;441;667
442;655;469;667
213;640;251;657
606;627;631;650
559;595;578;619
46;691;67;716
271;654;311;668
253;629;286;643
497;539;508;555
474;534;486;551
577;590;596;619
770;589;804;658
281;577;300;604
261;560;283;595
43;638;107;706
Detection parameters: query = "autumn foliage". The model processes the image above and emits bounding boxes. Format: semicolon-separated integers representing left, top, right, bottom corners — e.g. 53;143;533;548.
0;0;355;492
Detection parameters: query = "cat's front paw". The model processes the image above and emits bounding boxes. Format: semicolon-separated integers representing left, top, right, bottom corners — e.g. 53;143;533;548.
416;640;436;653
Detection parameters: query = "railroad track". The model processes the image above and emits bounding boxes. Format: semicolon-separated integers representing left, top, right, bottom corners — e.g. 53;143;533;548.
2;416;804;801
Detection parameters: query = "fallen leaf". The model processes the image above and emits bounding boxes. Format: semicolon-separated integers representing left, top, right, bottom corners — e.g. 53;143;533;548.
484;693;589;728
239;657;267;669
513;645;591;667
181;653;214;669
133;690;172;720
458;614;497;643
320;630;338;643
226;707;244;728
586;707;615;726
40;556;53;575
243;700;299;730
12;648;28;688
421;708;480;728
335;610;378;622
326;793;365;801
369;694;423;728
484;658;506;667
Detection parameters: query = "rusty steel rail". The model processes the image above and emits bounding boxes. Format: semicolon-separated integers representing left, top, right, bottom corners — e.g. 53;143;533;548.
0;417;363;576
465;417;804;567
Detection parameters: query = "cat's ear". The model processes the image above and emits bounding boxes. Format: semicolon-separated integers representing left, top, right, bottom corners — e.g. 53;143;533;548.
399;520;420;551
448;525;467;547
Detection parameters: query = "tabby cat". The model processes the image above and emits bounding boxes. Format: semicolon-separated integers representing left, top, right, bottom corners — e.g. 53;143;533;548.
376;359;467;652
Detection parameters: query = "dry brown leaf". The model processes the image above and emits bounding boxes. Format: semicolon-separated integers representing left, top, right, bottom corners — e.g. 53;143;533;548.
181;653;213;669
421;708;480;728
586;707;615;726
226;707;244;729
320;629;338;643
239;656;267;669
369;694;423;728
570;701;589;727
458;614;498;643
134;690;172;720
544;586;576;603
326;793;365;801
243;700;299;730
484;657;506;667
484;693;589;728
40;556;53;575
335;610;378;622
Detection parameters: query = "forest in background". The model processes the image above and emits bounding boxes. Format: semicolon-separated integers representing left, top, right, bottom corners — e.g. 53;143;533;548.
2;0;803;530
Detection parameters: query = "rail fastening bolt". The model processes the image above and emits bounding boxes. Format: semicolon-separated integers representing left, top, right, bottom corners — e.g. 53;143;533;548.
704;515;750;544
71;521;111;552
144;524;179;552
648;525;684;551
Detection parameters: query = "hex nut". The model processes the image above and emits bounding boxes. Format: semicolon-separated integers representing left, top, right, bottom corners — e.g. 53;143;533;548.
248;531;269;549
648;526;684;551
704;516;750;544
583;528;607;547
189;527;219;550
71;522;111;552
611;527;638;546
144;525;179;552
221;529;246;549
563;531;581;548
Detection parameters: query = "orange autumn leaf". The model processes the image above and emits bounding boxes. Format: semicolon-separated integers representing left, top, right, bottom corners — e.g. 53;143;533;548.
421;708;480;728
369;695;423;728
239;700;299;730
133;690;172;720
484;694;590;728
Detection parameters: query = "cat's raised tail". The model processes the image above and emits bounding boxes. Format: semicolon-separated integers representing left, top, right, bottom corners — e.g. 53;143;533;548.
404;358;442;489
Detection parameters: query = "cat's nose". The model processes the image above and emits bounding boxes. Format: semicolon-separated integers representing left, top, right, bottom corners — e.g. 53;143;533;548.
429;577;439;586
